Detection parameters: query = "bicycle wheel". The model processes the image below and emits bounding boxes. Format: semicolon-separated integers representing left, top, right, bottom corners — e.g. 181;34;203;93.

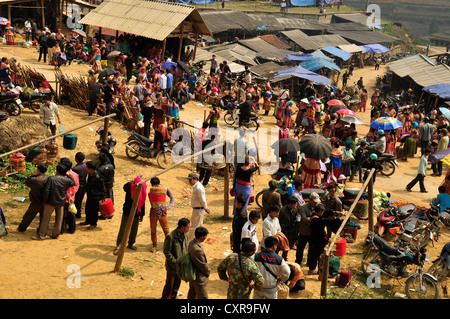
427;259;449;282
405;274;439;299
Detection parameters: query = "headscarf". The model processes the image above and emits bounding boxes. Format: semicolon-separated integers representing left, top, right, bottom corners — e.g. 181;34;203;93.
130;175;147;214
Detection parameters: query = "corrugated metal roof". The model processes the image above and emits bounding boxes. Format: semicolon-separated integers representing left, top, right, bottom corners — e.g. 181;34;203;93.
258;34;291;50
193;47;245;73
329;30;399;45
323;22;371;32
79;0;211;41
239;38;279;53
309;34;350;48
280;30;321;51
200;10;258;33
337;44;363;53
249;62;288;78
388;54;450;87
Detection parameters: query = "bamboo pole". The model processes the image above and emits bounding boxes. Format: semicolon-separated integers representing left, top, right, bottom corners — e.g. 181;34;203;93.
224;163;230;218
252;136;260;175
368;174;374;232
0;113;117;159
320;168;376;297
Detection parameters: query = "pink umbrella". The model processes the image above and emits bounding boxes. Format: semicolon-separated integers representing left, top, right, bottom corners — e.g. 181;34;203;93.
327;99;345;106
336;108;356;116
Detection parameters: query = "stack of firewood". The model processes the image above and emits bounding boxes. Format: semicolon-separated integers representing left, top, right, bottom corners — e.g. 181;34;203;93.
10;61;54;95
54;69;92;110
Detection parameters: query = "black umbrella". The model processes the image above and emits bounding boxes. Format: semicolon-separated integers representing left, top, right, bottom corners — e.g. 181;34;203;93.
177;60;190;74
98;68;118;79
271;138;301;153
299;134;332;160
329;104;346;113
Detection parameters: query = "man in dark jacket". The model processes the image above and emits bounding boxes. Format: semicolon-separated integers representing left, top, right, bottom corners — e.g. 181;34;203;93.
17;163;48;233
232;195;248;253
162;217;190;299
72;152;87;219
279;196;299;260
238;93;254;127
125;53;134;83
80;161;106;229
187;226;211;299
97;153;115;205
34;164;75;240
38;31;49;63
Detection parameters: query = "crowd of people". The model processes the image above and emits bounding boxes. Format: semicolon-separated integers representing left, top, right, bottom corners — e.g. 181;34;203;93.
4;22;450;301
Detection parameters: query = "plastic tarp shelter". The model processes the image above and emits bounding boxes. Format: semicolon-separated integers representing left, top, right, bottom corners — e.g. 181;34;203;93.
273;65;332;86
321;46;352;61
300;57;341;73
423;83;450;100
286;50;333;62
290;0;315;6
359;44;390;54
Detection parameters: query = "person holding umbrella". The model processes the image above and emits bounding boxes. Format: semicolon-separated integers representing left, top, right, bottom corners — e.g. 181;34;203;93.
299;134;331;188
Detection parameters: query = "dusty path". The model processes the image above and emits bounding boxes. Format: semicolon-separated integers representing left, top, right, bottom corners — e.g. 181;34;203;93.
0;44;448;300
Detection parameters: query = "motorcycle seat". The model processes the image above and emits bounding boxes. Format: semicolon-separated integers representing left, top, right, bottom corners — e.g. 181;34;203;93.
373;235;403;257
397;203;417;218
132;132;153;147
343;189;368;199
380;153;395;159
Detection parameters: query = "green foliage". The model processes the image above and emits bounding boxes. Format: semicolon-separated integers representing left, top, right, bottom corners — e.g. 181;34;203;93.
117;267;135;278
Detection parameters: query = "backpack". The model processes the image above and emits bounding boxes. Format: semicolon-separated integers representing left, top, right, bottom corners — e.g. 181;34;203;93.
39;34;48;47
176;249;196;282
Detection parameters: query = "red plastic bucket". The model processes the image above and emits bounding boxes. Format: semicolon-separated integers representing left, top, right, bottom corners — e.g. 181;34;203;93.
100;198;115;217
336;237;347;258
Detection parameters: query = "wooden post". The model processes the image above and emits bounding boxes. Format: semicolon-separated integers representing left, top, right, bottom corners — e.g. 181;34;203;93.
7;5;11;22
368;174;374;232
59;0;63;31
41;0;45;29
193;34;198;62
319;254;330;297
102;117;110;145
177;22;185;62
224;163;230;218
252;136;260;175
114;183;143;273
161;39;166;62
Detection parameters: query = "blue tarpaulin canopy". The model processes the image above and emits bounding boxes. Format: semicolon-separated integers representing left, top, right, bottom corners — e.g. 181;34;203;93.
359;44;390;54
273;65;332;86
286;50;333;62
423;83;450;100
321;46;352;61
290;0;315;6
300;57;341;73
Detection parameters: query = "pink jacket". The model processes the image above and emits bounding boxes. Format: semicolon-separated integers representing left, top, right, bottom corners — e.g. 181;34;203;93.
66;170;80;204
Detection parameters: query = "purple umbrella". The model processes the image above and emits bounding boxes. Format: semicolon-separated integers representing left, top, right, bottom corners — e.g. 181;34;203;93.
430;147;450;164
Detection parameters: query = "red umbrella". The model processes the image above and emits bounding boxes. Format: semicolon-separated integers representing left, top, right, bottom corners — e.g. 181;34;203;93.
327;99;345;106
336;108;356;116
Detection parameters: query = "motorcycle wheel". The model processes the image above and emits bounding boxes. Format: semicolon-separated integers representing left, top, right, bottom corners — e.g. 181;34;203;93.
361;246;382;277
125;141;140;159
380;160;395;176
156;150;173;169
246;118;259;132
427;259;449;282
224;113;235;125
405;274;439;299
6;102;21;116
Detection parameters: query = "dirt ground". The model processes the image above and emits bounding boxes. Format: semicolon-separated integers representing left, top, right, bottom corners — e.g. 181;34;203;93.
0;43;449;300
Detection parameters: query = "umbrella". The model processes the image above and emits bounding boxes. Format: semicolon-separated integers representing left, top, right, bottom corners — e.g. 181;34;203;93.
0;17;10;25
177;60;189;74
430;148;450;164
439;107;450;122
72;29;86;38
336;108;356;116
98;68;118;79
370;117;403;130
271;138;301;153
341;116;364;125
107;51;122;58
441;154;450;167
299;134;332;160
162;61;177;70
327;99;345;106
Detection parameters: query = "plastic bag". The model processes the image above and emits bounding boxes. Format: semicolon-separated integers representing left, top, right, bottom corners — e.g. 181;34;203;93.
58;124;65;133
68;202;77;214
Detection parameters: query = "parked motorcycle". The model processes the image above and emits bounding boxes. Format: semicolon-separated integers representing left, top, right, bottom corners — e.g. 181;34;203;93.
374;195;416;239
377;153;398;176
95;125;117;155
0;112;9;122
255;176;293;209
0;93;23;116
427;242;450;283
223;106;261;132
362;231;439;299
125;131;173;169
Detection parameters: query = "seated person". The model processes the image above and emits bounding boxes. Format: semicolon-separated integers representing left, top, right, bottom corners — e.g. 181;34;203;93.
154;123;170;151
432;185;450;213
